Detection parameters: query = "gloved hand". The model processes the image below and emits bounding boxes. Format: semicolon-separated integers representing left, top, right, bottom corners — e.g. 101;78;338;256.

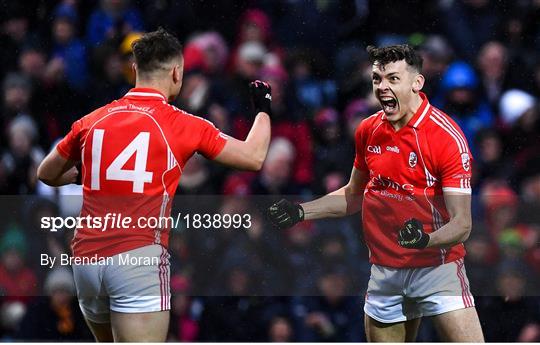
397;218;430;249
249;80;272;116
268;199;304;229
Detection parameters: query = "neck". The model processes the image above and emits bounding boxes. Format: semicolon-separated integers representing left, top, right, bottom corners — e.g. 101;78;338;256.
135;79;171;101
390;93;423;130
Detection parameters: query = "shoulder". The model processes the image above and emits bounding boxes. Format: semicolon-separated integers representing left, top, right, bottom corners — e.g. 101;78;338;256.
161;103;217;129
426;106;468;152
355;111;384;137
425;106;470;154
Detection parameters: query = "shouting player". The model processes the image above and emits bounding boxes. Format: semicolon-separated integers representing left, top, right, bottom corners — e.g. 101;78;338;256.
37;28;272;342
268;45;484;342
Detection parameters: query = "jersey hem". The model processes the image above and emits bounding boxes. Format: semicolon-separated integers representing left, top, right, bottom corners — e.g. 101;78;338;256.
369;254;465;269
72;241;166;258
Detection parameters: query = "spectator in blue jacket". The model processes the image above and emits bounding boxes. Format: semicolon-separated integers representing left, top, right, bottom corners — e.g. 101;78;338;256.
50;4;88;91
86;0;144;47
433;61;494;155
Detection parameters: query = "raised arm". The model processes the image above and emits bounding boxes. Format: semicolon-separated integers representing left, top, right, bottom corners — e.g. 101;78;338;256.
268;166;369;229
213;81;272;171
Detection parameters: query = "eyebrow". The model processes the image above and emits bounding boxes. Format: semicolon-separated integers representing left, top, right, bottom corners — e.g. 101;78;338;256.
372;71;400;77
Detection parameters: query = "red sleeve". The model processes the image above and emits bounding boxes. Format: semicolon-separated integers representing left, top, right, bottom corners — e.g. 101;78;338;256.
194;117;228;159
56;119;83;161
435;127;473;194
353;120;369;172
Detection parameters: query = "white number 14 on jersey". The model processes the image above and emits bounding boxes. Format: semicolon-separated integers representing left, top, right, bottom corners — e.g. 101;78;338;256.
91;129;153;193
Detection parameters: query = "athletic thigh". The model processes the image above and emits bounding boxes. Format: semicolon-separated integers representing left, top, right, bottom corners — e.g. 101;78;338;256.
111;310;170;342
84;319;114;342
431;307;484;342
365;313;421;342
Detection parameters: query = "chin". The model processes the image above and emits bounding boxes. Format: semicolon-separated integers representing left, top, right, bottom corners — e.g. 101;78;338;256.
384;112;400;120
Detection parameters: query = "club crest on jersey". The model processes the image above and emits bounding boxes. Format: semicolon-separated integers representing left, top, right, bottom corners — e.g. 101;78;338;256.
461;153;470;171
408;152;417;168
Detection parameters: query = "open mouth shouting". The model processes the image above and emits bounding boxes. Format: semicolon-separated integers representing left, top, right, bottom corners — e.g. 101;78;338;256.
379;94;399;115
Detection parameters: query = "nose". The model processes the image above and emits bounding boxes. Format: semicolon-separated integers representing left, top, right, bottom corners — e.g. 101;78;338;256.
377;79;389;91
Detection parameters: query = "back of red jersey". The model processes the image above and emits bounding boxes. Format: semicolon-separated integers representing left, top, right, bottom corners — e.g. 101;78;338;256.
56;88;227;257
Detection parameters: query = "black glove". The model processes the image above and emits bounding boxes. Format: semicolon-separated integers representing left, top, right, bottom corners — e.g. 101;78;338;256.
268;199;304;229
249;80;272;116
397;218;430;249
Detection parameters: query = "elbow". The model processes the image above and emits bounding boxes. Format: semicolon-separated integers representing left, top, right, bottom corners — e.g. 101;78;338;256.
459;219;472;242
246;150;266;171
37;163;54;186
36;164;47;183
247;157;264;171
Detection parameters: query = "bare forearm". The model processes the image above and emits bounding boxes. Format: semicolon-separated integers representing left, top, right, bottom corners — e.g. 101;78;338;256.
40;167;78;186
244;112;271;167
427;217;471;248
301;186;362;220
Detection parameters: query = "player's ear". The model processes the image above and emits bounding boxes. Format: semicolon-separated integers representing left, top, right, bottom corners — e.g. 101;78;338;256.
132;63;137;75
172;65;182;84
412;74;425;93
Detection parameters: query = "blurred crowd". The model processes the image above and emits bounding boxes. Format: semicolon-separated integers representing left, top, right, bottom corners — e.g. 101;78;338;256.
0;0;539;341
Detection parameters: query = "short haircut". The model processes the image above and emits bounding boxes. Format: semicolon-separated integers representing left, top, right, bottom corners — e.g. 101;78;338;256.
132;28;183;74
366;44;423;73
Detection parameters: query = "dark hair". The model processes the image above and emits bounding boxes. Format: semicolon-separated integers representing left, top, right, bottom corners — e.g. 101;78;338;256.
366;44;423;72
132;28;183;74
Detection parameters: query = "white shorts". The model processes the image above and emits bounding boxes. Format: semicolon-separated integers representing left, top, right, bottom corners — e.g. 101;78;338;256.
364;258;474;323
72;244;170;324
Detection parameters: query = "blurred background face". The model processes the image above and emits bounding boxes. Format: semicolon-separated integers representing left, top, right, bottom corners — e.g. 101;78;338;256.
1;249;23;272
3;17;28;42
522;174;540;202
465;236;491;263
172;295;190;315
4;87;30;112
478;42;507;80
323;172;344;193
497;271;525;301
262;139;295;187
421;54;447;79
104;52;124;82
53;19;74;45
479;133;502;162
9;125;32;157
50;288;71;307
242;22;263;43
19;50;46;80
228;268;249;295
102;0;128;14
263;154;293;187
269;317;292;342
178;72;208;111
448;88;475;106
318;272;347;302
236;57;262;79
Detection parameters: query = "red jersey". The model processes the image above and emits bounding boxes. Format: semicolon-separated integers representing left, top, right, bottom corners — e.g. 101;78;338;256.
354;92;472;268
57;88;227;257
